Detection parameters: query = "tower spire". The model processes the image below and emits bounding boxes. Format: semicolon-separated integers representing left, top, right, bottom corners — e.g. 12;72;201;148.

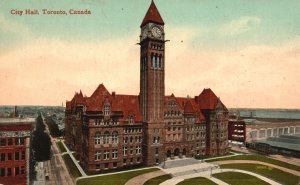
140;0;164;27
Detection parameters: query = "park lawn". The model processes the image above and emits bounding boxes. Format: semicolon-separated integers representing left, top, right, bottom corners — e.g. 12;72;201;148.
77;168;159;185
56;141;67;153
206;154;300;172
220;163;300;185
144;174;172;185
62;154;82;178
213;171;270;185
177;177;217;185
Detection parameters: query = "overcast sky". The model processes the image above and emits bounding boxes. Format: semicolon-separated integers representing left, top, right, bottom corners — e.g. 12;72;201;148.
0;0;299;108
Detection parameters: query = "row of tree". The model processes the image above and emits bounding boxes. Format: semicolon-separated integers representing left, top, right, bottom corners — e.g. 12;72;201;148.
32;112;51;161
45;116;62;137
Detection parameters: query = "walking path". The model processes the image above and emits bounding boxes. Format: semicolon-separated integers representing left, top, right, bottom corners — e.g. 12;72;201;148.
125;170;166;185
203;152;241;162
212;160;300;176
270;154;300;166
160;168;282;185
75;166;159;183
61;141;87;177
218;169;282;185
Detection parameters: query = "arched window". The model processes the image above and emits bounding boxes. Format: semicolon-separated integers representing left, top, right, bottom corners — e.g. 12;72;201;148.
155;54;158;68
103;131;110;144
130;136;133;143
124;137;128;144
159;55;162;68
94;132;101;145
112;131;118;144
151;53;154;68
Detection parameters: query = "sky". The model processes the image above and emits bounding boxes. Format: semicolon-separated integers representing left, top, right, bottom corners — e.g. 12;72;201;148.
0;0;300;108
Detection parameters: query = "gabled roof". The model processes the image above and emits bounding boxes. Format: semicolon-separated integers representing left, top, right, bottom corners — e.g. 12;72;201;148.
90;83;110;98
112;95;142;122
140;0;164;27
83;84;143;122
184;100;196;113
197;88;218;110
165;95;205;121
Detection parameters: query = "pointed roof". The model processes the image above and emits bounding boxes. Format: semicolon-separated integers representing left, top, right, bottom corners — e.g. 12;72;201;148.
140;0;164;27
90;83;110;98
184;100;196;113
197;88;218;110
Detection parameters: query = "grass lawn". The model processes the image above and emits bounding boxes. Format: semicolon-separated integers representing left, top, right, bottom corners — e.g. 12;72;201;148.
177;177;218;185
213;171;270;185
144;174;172;185
56;141;67;153
220;163;300;185
206;154;300;172
62;154;82;178
77;168;159;185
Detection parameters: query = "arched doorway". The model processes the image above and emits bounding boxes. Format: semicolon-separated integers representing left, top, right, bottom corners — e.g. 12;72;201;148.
167;150;171;159
182;148;186;157
174;148;180;158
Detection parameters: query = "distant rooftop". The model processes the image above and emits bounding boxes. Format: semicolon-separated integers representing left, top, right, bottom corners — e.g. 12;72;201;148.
0;118;35;125
254;134;300;152
243;118;271;125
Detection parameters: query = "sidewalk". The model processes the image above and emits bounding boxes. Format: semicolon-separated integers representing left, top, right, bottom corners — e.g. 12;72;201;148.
160;168;282;185
125;170;166;185
212;160;300;176
61;141;87;177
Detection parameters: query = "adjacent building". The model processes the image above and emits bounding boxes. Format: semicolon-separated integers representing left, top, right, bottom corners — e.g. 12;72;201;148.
0;118;34;185
228;120;246;143
65;1;229;173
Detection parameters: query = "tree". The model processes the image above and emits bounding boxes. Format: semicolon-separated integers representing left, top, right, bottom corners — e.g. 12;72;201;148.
32;112;51;161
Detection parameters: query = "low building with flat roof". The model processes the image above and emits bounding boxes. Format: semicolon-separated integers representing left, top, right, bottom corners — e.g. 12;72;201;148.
248;134;300;157
245;120;300;142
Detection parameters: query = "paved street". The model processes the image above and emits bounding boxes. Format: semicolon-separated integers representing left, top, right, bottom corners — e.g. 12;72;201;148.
41;115;74;185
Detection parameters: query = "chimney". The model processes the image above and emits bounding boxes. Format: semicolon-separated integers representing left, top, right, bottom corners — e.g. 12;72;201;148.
14;106;18;117
112;91;116;97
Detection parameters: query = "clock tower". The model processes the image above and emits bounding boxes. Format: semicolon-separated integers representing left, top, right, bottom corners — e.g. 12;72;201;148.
140;0;166;166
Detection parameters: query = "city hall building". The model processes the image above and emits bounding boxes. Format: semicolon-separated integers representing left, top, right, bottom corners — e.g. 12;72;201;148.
65;1;229;173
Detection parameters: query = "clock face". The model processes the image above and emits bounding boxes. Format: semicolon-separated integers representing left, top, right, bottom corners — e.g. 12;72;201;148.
151;26;162;38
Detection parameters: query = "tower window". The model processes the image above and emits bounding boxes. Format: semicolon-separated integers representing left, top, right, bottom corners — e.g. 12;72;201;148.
151;53;155;68
159;55;162;68
155;54;158;68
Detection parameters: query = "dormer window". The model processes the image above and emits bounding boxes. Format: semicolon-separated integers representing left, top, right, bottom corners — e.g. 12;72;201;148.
129;115;134;124
103;104;110;115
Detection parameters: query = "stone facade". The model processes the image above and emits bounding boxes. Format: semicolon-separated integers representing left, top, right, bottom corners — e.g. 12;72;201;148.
65;1;229;173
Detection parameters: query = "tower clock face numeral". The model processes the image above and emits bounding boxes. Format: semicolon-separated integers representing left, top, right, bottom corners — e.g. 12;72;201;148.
151;26;162;38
